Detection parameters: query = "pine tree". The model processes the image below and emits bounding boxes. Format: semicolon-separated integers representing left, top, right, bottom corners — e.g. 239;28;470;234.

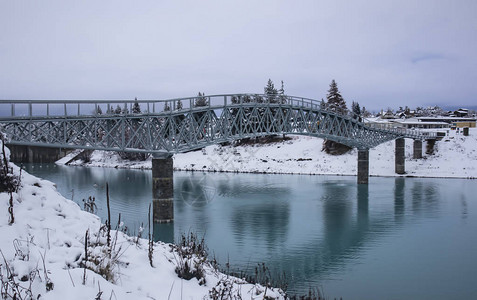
361;106;371;117
320;98;326;109
176;100;183;110
132;97;141;114
195;92;208;107
326;80;347;114
163;102;171;111
114;105;122;115
264;79;278;103
322;80;351;155
351;101;361;120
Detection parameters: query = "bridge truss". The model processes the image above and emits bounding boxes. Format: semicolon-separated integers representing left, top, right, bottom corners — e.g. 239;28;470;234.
0;94;435;155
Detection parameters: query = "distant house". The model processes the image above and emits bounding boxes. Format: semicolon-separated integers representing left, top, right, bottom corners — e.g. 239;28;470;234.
393;118;450;129
381;109;395;119
453;108;469;118
417;116;476;128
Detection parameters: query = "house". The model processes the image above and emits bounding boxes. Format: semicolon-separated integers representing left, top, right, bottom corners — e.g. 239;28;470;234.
453;108;469;117
417;116;476;128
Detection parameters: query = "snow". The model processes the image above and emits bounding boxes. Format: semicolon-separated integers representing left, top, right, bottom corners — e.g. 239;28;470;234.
65;128;477;179
2;129;475;299
0;141;286;299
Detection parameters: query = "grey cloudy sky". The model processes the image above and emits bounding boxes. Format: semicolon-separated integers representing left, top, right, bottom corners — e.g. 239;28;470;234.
1;0;476;111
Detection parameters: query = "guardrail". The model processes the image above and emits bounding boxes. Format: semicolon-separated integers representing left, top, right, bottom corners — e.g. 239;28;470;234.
0;94;354;119
365;121;437;139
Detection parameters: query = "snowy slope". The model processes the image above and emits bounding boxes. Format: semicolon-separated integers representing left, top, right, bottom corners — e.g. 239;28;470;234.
0;143;285;299
65;129;477;179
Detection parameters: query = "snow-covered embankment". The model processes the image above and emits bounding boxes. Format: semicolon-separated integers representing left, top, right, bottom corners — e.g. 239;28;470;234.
65;129;477;179
1;142;285;299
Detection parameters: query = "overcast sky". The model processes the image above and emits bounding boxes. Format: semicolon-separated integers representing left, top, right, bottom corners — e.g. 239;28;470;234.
1;0;476;111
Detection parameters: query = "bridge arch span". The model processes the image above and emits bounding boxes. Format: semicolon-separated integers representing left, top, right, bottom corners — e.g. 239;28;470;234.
0;94;436;222
0;94;433;155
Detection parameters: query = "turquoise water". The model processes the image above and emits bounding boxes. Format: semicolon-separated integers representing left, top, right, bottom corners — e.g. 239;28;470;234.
24;164;477;299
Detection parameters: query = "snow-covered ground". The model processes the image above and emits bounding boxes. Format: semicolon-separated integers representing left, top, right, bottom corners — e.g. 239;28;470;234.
1;143;285;299
63;129;477;179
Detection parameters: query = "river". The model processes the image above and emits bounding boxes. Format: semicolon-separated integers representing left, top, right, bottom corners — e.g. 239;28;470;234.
23;163;477;299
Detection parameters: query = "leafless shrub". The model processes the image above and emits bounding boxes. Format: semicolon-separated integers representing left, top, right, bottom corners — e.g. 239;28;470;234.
82;196;98;214
81;224;126;284
39;251;54;292
172;232;208;285
208;277;243;300
0;250;36;300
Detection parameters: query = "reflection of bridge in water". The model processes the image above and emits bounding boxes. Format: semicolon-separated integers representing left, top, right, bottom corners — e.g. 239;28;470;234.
0;94;437;222
152;175;441;294
200;177;440;294
264;178;439;293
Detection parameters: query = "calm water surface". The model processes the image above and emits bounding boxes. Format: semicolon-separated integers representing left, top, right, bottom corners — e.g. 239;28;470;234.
24;164;477;299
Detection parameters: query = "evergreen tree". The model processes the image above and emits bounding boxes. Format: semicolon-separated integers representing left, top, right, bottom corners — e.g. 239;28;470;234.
326;80;347;114
361;106;371;117
163;102;171;111
264;79;278;103
351;101;361;120
176;99;183;110
322;80;351;155
95;105;103;115
193;92;210;139
195;92;208;107
320;98;326;109
114;105;122;115
132;97;141;114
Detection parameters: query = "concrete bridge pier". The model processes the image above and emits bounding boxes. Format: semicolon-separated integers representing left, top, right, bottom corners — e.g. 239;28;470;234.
7;144;71;163
152;153;174;223
357;148;369;184
413;140;423;159
395;138;405;174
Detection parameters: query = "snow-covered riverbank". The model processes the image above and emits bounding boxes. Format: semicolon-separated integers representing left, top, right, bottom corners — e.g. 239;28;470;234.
63;129;477;179
1;143;285;299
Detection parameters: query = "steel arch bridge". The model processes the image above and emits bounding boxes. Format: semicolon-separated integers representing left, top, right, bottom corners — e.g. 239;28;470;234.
0;94;435;155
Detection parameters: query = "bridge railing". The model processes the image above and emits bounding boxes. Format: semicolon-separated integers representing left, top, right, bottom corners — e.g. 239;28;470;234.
0;94;346;119
365;121;437;139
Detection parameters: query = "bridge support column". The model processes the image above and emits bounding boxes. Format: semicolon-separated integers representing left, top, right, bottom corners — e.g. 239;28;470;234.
395;138;405;174
152;154;174;223
7;144;71;163
357;148;369;184
413;140;422;159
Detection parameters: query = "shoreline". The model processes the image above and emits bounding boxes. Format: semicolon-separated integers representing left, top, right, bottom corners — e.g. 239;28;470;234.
55;162;477;180
57;130;477;180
